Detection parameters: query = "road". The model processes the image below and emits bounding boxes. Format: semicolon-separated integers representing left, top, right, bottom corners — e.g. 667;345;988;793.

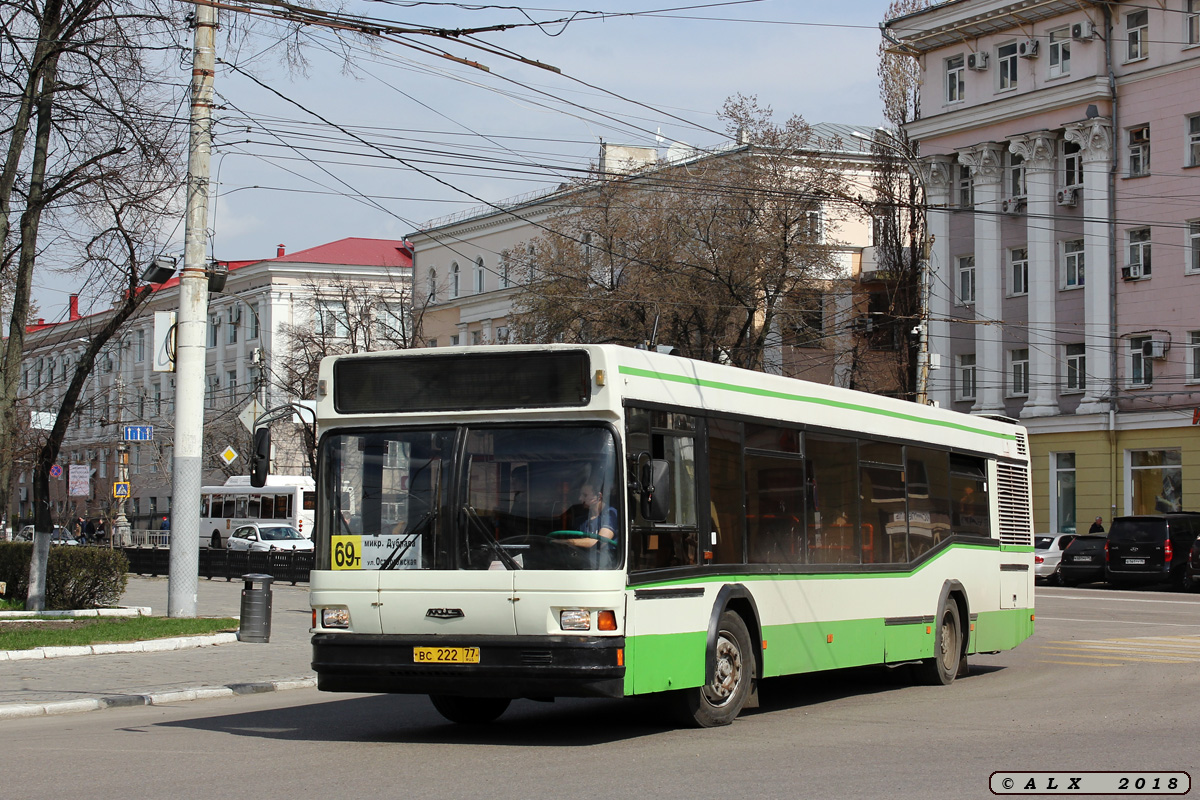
3;586;1198;800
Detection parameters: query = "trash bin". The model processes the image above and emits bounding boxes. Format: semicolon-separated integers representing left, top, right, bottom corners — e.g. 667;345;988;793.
237;573;274;643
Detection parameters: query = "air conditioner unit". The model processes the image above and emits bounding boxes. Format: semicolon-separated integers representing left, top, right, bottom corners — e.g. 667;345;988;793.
1056;188;1078;207
1000;197;1026;215
1071;21;1096;41
1122;263;1144;280
967;52;989;71
1018;39;1039;58
860;269;882;283
1142;339;1168;359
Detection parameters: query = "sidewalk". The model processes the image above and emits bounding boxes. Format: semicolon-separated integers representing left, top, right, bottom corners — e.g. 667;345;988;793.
0;575;316;719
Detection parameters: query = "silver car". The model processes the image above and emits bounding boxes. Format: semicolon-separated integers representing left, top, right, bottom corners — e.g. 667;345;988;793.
228;523;314;552
1034;533;1076;584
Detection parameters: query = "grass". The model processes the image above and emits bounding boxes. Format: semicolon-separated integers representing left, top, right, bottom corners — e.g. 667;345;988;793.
0;598;23;611
0;616;239;651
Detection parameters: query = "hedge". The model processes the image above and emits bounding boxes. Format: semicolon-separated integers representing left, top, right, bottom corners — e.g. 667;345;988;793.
0;543;129;610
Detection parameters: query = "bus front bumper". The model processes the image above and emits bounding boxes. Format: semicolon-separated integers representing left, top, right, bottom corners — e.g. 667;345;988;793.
311;633;626;699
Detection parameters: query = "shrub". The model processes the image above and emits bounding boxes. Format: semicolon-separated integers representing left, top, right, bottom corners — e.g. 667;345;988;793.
0;543;129;609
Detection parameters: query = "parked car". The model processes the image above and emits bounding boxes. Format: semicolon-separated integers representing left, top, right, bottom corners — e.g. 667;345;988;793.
15;524;71;543
1182;538;1200;592
1034;533;1076;584
1105;513;1200;589
1057;535;1108;587
227;523;314;553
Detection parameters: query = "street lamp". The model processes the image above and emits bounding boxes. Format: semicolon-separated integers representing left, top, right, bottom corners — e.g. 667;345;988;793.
850;128;934;406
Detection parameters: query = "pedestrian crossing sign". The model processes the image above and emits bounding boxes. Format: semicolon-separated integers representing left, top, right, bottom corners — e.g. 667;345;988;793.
113;482;131;498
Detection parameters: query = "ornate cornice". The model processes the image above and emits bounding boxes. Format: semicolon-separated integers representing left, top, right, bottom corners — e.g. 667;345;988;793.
1063;117;1113;163
1008;131;1057;166
920;155;955;199
957;143;1005;182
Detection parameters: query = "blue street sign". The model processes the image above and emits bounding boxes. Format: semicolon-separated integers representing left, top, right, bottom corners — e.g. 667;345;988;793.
113;482;130;498
124;425;153;442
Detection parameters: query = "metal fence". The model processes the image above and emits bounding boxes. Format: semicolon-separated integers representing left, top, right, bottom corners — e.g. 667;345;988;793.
122;546;313;584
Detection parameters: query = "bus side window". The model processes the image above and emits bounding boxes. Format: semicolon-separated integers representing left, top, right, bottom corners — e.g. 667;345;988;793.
950;454;989;537
201;495;211;517
247;494;261;520
235;495;249;519
626;407;699;571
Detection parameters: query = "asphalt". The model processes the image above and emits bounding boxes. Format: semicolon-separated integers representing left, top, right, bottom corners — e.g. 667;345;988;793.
0;575;317;720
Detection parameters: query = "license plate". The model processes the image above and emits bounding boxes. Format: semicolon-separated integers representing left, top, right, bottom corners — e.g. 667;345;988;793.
1125;558;1146;565
1074;555;1093;562
413;646;480;664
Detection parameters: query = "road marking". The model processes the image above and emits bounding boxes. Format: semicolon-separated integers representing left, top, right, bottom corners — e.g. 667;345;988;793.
1046;594;1200;606
1035;616;1200;628
1034;634;1200;666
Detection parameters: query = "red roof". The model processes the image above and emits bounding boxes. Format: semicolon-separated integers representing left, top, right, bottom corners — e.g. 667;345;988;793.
269;238;413;268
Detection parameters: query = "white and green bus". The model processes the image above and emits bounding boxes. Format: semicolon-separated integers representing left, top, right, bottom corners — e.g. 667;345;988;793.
288;344;1034;726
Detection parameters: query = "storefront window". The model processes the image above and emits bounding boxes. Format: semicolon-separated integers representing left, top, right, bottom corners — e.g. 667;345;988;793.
1053;452;1076;533
1129;449;1182;514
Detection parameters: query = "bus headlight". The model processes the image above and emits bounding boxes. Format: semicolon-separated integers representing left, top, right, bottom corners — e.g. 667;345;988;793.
321;607;350;629
559;609;590;631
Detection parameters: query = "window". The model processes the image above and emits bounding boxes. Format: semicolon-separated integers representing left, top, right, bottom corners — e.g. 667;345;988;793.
1006;151;1026;197
1062;140;1082;188
790;292;825;348
1130;336;1153;386
1126;9;1148;60
1052;452;1077;534
226;369;238;403
1189;0;1200;46
1010;247;1029;295
1128;227;1151;277
956;164;974;207
317;300;349;338
1065;343;1086;392
450;262;460;298
470;330;482;346
1128;125;1150;176
449;334;460;346
1189;221;1200;274
1009;348;1029;396
207;316;219;348
1048;28;1071;77
496;326;510;344
998;42;1019;90
226;305;239;344
957;255;976;304
249;302;260;339
1129;449;1182;514
499;250;512;289
1188;331;1200;382
135;329;145;362
1063;239;1085;287
475;257;486;294
1187;115;1200;167
428;268;438;302
205;373;220;408
946;54;965;103
958;354;977;401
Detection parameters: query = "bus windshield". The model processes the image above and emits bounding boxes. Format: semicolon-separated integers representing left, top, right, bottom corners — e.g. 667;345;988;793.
320;424;620;570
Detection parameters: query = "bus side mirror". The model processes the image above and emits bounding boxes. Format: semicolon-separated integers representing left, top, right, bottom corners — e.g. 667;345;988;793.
250;427;271;488
640;459;671;522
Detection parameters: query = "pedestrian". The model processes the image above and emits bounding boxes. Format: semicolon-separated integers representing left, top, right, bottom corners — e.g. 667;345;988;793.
1088;516;1105;534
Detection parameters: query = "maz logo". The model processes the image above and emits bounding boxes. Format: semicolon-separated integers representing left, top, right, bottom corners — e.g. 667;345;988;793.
426;608;465;619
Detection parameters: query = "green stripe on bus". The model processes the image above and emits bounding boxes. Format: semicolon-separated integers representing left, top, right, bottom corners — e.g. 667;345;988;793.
629;543;1019;590
623;608;1034;695
617;365;1017;441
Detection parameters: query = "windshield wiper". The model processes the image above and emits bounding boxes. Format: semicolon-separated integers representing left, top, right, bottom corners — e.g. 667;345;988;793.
463;505;521;570
379;510;434;570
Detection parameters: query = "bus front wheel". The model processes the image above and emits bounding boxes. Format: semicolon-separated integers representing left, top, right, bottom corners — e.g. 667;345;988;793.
429;695;510;724
916;600;962;686
674;611;755;728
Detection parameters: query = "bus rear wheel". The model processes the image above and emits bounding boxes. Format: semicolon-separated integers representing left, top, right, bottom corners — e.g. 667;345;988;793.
674;611;755;728
916;600;962;686
429;694;510;724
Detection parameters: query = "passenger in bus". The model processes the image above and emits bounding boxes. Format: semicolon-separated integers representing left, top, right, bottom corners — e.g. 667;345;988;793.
563;482;617;549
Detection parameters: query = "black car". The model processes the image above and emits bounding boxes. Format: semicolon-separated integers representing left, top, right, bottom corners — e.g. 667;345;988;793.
1182;538;1200;592
1058;535;1108;587
1105;513;1200;589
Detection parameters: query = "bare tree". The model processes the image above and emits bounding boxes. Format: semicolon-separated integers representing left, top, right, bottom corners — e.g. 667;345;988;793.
864;0;933;401
511;95;856;372
0;0;183;533
274;276;428;474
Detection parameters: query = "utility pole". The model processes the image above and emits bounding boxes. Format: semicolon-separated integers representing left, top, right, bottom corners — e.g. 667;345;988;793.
114;341;131;546
168;1;217;617
915;235;932;406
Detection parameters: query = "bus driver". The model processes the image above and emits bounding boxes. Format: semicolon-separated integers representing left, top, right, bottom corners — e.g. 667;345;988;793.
563;482;617;549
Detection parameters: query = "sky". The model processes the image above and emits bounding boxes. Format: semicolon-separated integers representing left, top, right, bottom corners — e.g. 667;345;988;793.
33;0;902;321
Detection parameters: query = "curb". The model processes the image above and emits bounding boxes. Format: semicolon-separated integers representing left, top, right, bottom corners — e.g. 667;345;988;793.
0;631;238;662
0;676;317;720
0;607;152;620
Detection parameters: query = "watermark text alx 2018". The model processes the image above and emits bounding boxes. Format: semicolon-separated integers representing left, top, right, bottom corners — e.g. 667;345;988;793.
990;772;1190;795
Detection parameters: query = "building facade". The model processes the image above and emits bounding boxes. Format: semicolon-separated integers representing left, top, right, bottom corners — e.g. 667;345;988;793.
11;238;412;532
885;0;1200;532
410;132;908;392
